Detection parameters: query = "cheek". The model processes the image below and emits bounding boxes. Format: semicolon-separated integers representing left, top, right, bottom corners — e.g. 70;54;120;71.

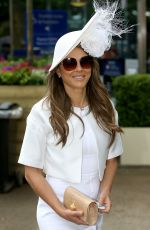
86;69;92;79
59;67;71;80
58;64;66;74
60;72;70;84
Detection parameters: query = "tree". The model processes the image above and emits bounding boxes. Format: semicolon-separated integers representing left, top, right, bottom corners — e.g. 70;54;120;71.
26;0;33;60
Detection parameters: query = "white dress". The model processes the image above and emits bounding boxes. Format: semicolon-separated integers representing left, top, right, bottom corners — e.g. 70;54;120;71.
36;106;103;230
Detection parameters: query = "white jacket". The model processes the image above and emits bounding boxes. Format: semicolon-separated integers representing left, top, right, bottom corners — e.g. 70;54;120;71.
18;98;123;183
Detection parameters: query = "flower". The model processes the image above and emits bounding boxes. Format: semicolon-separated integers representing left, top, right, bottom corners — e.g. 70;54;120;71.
0;59;48;85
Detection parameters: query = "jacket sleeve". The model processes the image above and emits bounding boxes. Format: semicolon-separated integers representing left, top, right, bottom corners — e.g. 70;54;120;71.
107;107;123;159
18;102;48;169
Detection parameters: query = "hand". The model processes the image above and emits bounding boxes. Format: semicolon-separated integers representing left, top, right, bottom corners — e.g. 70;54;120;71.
98;194;112;214
60;208;87;225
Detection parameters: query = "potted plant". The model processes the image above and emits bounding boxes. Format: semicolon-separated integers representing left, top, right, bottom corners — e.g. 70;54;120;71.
112;74;150;165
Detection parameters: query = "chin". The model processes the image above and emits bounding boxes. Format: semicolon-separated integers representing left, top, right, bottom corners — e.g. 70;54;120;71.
73;83;87;88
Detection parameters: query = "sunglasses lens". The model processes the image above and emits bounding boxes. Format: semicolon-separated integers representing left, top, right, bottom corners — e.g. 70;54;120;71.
62;56;93;71
80;56;93;69
62;58;77;71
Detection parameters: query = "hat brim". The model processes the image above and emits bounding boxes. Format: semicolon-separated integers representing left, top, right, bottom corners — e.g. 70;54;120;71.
49;12;98;72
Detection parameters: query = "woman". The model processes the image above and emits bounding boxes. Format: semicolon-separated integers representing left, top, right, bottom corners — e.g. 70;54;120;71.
18;1;129;229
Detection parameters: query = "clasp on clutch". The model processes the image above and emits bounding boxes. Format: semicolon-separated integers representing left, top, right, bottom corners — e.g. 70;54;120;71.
70;202;76;210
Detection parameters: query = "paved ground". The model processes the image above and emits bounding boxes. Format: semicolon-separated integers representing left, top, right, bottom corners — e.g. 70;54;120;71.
0;167;150;230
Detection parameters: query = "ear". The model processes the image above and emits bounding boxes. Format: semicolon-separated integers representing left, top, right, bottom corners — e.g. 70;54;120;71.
56;67;61;77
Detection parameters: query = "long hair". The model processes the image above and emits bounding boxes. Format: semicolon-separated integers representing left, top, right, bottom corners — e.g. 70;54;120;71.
46;58;122;147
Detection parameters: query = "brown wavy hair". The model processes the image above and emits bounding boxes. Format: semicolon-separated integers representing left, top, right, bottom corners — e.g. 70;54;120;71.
46;57;122;147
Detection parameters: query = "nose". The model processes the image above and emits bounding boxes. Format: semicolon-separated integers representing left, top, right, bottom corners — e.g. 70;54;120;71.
76;60;82;71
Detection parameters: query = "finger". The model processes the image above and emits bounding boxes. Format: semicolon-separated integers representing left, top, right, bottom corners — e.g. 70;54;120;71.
102;203;112;214
72;210;84;217
98;201;112;214
69;211;87;225
76;210;84;217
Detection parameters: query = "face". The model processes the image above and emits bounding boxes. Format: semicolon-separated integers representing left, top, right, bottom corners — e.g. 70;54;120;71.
56;47;92;92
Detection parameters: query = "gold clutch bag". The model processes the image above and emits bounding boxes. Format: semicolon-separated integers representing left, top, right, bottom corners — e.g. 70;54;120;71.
64;186;98;225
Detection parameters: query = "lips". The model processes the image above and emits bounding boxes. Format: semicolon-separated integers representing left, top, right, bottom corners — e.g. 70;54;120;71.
72;75;85;80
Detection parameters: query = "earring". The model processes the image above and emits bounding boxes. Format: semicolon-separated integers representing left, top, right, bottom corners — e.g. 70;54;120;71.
58;75;61;78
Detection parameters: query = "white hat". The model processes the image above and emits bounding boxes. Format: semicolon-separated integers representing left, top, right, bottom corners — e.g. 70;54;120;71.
49;0;131;72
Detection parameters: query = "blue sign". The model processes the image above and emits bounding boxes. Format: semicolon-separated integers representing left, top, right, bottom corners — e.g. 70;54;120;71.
100;59;125;77
32;10;68;55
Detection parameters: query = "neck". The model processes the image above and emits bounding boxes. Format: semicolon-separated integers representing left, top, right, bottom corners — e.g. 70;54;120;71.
65;87;88;108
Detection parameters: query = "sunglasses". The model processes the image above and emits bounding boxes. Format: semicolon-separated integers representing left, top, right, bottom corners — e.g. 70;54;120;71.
62;56;93;71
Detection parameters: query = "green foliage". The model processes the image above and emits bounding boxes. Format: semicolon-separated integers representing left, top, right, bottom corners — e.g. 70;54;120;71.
0;67;46;85
112;74;150;127
31;56;50;67
0;59;48;85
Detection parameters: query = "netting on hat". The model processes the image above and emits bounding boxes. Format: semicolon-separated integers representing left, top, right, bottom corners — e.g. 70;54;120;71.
81;0;132;57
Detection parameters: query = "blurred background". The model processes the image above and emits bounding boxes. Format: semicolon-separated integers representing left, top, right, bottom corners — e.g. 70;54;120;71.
0;0;150;229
